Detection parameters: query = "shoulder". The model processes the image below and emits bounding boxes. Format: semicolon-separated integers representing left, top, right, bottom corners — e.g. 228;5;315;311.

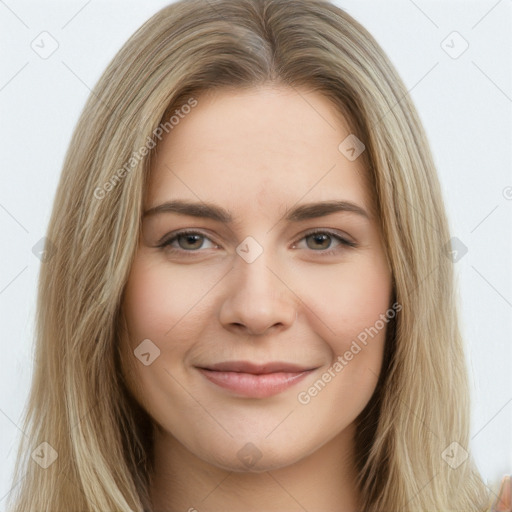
488;475;511;512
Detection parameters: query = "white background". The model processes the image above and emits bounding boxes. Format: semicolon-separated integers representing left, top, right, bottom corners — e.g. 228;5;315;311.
0;0;511;506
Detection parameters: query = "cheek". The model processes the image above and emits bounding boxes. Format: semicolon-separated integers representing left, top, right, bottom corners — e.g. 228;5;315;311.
120;255;212;419
122;254;223;346
296;255;392;345
292;272;391;435
293;255;392;402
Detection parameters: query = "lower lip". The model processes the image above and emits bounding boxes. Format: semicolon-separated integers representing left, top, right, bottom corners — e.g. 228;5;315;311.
197;368;313;398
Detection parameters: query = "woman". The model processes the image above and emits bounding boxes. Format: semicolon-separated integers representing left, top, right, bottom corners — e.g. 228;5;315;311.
6;0;509;510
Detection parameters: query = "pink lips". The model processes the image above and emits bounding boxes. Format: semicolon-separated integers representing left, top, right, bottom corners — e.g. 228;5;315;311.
196;361;315;398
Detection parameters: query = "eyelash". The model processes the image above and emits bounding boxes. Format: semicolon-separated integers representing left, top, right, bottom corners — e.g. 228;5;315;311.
157;229;357;257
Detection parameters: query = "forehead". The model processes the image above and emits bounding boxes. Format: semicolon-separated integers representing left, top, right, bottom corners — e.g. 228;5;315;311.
147;86;372;217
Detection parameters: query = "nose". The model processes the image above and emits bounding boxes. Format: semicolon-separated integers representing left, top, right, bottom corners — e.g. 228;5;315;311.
218;244;298;337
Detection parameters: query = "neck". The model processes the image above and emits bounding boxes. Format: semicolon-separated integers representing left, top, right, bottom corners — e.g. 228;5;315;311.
149;423;361;512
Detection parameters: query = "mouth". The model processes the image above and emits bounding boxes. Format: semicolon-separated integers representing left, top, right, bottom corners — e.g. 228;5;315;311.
195;361;318;398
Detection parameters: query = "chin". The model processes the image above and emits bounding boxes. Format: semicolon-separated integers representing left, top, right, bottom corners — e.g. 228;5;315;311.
194;437;312;474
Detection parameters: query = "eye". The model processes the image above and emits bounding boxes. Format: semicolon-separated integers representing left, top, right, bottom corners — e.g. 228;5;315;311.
157;229;356;256
158;230;217;252
292;229;357;255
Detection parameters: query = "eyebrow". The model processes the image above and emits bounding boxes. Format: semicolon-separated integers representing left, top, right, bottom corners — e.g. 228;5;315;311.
143;199;370;223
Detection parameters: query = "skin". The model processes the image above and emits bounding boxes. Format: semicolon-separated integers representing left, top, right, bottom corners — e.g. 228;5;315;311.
120;85;393;512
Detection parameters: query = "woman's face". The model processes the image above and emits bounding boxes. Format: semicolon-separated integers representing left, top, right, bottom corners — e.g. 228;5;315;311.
121;85;393;472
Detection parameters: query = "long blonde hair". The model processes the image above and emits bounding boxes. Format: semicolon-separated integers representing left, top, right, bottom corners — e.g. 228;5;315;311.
7;0;493;510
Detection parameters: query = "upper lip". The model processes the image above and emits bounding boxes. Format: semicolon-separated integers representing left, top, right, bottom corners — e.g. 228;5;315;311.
197;361;315;374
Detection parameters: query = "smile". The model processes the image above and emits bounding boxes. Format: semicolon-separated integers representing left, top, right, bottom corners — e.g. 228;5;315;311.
195;361;317;399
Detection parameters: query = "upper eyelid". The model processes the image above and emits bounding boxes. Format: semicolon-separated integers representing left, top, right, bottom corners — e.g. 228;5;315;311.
158;228;355;248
